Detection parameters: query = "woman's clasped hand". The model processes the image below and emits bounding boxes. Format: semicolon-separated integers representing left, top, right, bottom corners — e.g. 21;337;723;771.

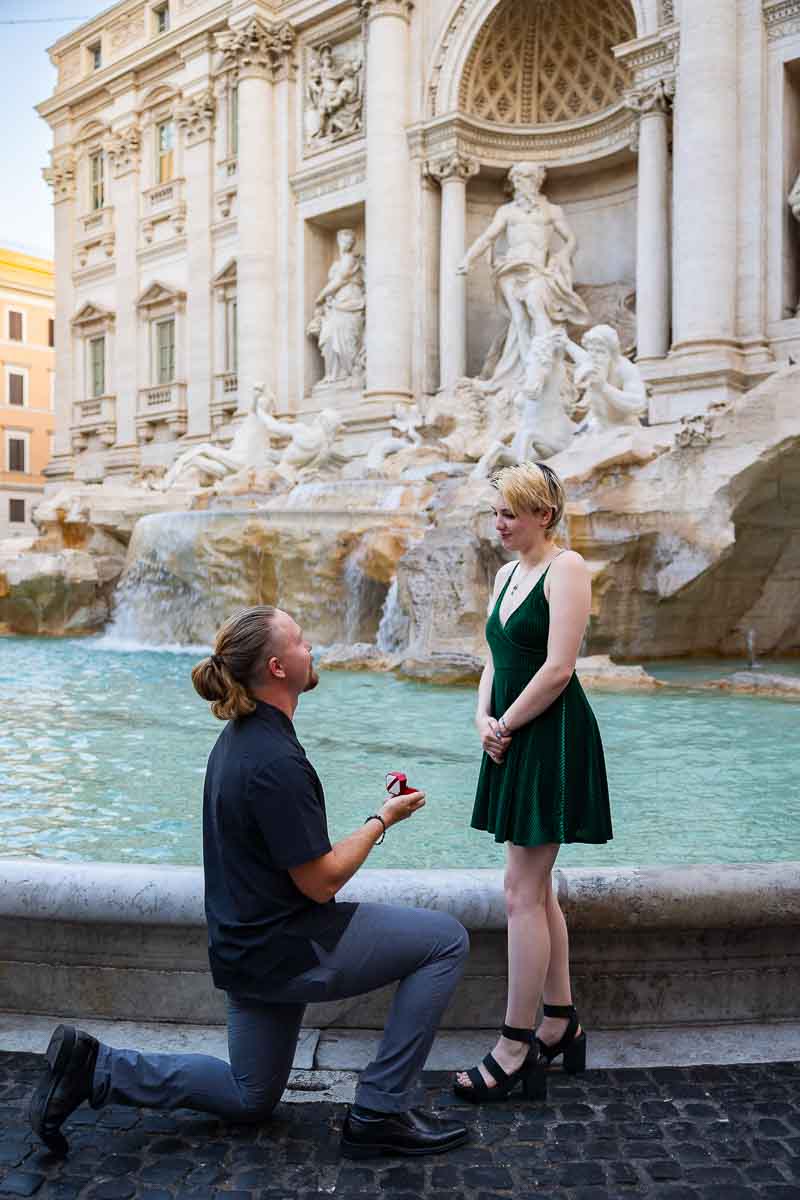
477;714;512;764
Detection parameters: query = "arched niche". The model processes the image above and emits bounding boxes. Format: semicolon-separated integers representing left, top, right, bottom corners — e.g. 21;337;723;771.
428;0;645;120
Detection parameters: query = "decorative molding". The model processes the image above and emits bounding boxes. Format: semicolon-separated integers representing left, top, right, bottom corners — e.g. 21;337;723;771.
407;105;638;171
176;89;216;145
358;1;414;22
214;17;296;82
212;258;237;297
625;77;675;118
70;301;116;332
43;156;77;203
614;30;680;92
104;125;140;177
660;0;675;25
426;152;480;183
290;149;366;205
136;281;187;315
764;0;800;40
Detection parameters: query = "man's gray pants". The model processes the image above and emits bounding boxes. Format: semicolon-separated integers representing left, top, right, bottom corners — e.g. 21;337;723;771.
92;902;469;1120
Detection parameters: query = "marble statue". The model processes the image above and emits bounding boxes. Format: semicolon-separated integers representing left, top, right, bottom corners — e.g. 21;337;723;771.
307;229;366;385
160;384;275;489
565;324;648;433
788;171;800;314
366;401;424;472
511;328;577;461
458;162;590;394
306;44;363;145
256;405;347;484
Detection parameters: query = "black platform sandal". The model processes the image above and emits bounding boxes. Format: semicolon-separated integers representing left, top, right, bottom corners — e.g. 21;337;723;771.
535;1003;586;1074
452;1024;547;1104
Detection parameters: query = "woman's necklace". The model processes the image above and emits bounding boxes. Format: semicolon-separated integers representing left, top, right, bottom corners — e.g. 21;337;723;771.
509;554;554;595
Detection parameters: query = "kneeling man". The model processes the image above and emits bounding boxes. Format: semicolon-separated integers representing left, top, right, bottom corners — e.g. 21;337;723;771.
30;606;469;1159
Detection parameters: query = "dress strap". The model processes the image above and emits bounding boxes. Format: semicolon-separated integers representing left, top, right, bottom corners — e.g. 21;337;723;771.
541;548;568;582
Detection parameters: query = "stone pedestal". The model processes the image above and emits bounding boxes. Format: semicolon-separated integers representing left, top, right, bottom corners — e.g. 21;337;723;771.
361;0;414;407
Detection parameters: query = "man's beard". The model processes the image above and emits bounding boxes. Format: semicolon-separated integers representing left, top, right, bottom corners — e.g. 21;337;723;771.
303;666;320;693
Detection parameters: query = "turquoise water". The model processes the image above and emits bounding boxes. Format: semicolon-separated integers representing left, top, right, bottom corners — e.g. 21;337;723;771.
1;636;798;869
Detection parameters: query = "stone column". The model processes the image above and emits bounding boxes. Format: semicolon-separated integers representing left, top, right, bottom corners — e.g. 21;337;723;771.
428;153;479;389
272;39;298;410
628;81;673;361
106;125;141;452
360;0;414;407
43;155;76;471
215;18;295;412
672;0;738;353
177;90;216;438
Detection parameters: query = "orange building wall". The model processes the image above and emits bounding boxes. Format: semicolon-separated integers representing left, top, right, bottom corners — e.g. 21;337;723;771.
0;248;55;537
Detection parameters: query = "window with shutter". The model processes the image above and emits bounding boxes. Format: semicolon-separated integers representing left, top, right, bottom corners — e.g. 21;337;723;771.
89;336;106;398
90;152;105;211
9;499;25;524
8;437;26;473
8;373;24;406
156;121;175;183
8;311;23;341
156;318;175;383
48;319;55;348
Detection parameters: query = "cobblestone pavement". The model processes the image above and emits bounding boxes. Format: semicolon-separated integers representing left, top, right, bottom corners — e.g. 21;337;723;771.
1;1051;799;1199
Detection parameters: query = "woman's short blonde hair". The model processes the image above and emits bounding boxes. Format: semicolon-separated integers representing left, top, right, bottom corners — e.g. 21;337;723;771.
493;461;565;537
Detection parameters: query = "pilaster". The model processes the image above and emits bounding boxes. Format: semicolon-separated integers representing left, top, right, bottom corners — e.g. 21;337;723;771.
43;155;77;469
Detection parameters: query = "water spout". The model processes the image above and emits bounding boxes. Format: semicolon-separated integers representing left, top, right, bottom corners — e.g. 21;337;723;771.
746;628;759;670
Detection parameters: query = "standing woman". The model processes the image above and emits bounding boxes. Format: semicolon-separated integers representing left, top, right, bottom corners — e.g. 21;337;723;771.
454;461;612;1103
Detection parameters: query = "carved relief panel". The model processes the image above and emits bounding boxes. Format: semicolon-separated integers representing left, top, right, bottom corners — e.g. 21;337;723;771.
303;32;364;155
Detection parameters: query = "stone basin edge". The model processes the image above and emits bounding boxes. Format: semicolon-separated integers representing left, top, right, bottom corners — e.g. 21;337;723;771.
1;858;798;932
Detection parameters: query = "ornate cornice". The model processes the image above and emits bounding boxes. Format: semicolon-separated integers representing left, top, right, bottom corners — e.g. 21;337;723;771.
214;17;296;82
43;155;77;202
105;125;140;177
176;90;216;145
763;0;800;40
615;30;680;89
426;152;479;184
358;1;414;23
408;105;638;171
290;149;366;205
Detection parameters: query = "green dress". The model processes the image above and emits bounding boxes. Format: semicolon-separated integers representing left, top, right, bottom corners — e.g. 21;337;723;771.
471;561;612;847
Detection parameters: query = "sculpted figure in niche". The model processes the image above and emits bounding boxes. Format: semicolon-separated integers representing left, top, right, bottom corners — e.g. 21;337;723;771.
159;384;276;489
458;162;590;393
306;44;363;144
307;229;366;386
565;324;648;433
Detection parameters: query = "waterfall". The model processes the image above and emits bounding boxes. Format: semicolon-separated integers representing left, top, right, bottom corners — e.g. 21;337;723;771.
377;578;410;654
100;512;220;649
343;550;370;645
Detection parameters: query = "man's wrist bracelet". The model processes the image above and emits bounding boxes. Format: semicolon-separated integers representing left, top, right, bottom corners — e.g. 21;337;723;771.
364;814;386;845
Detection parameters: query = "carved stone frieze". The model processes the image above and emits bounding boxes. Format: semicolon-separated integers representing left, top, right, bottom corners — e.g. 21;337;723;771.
290;151;366;205
43;156;77;202
660;0;675;24
105;125;141;177
764;0;800;40
428;0;483;117
176;90;216;145
426;152;479;184
214;18;296;82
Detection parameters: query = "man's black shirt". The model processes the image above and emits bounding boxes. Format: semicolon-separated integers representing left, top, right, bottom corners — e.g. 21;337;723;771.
202;699;357;999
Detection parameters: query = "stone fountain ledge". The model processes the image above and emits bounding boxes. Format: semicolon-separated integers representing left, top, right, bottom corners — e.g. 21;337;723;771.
1;859;797;1036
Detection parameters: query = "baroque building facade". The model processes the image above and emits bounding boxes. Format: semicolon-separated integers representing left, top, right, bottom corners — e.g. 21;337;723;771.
37;0;800;482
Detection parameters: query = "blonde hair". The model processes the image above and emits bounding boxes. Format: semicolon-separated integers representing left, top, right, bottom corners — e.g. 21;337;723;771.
493;461;565;537
191;606;282;721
